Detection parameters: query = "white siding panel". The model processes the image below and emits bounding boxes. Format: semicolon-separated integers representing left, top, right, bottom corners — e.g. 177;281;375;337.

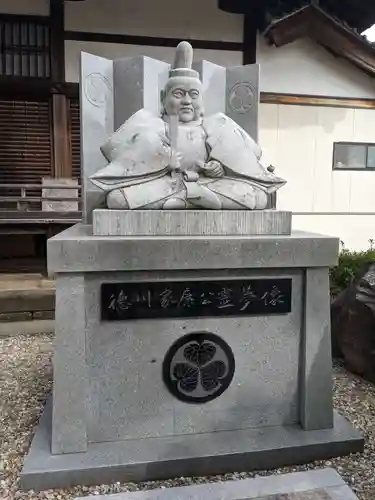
328;108;354;213
349;172;375;212
260;103;375;218
293;214;375;251
330;171;352;213
273;105;317;212
313;107;339;212
258;103;278;168
352;108;375;142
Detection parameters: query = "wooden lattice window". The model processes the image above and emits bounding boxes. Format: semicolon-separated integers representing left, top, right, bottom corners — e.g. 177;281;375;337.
0;15;50;78
0;97;52;182
69;97;81;182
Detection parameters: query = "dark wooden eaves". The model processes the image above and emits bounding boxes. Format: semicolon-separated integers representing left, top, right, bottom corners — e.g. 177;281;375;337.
264;4;375;77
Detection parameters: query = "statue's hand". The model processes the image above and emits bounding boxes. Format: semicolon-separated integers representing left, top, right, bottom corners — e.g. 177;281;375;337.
168;150;183;172
201;160;225;178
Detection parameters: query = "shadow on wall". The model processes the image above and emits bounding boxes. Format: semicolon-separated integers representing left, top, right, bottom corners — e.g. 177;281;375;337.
260;102;351;134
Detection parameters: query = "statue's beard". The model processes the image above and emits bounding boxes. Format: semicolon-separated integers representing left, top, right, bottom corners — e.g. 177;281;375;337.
179;109;195;122
162;108;204;123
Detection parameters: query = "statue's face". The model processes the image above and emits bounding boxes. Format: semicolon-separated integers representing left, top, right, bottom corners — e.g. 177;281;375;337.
164;79;203;123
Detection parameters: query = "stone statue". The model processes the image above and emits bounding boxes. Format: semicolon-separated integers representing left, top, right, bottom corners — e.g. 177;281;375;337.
89;41;286;210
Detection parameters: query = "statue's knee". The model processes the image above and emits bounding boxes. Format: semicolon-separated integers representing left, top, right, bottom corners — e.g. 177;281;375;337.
163;197;187;209
107;190;129;209
256;190;268;210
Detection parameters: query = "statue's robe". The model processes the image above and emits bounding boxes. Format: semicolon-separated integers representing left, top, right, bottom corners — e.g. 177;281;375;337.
90;109;286;210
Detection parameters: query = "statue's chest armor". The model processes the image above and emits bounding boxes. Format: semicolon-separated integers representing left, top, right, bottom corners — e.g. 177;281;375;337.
177;124;208;171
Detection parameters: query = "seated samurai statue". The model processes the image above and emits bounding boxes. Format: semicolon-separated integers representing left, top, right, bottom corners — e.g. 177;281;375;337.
90;41;286;210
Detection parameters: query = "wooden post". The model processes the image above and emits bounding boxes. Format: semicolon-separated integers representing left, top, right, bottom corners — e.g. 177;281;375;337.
50;0;65;83
243;14;258;65
52;93;71;178
50;0;72;179
242;2;263;65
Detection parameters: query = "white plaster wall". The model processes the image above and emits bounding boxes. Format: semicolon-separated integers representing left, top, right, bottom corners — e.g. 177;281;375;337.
64;0;243;83
65;0;243;42
0;0;49;15
63;0;375;99
259;102;375;249
258;37;375;99
65;41;242;83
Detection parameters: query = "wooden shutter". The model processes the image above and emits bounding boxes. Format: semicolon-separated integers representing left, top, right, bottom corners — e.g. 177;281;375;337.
0;97;52;185
69;97;81;182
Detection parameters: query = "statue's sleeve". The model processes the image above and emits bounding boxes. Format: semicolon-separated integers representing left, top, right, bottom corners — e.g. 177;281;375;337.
95;110;171;179
203;113;278;183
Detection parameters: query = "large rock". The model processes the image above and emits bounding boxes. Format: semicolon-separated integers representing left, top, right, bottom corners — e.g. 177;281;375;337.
331;262;375;381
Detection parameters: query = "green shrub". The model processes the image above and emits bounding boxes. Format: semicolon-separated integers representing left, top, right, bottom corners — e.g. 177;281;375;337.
330;242;375;297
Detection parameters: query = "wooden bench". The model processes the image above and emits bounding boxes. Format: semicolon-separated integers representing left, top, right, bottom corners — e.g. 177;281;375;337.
0;179;82;270
0;179;82;224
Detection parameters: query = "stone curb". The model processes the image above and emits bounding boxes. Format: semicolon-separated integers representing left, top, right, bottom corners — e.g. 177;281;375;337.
0;320;54;337
74;469;358;500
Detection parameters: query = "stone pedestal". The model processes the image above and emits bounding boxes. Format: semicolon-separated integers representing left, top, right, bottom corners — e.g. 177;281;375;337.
20;223;364;491
93;209;292;236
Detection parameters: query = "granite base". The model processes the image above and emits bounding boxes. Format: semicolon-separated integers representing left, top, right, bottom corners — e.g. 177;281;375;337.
21;401;363;491
32;225;363;492
92;210;292;236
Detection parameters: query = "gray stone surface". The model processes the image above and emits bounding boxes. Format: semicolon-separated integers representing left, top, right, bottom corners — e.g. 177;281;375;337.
85;269;301;442
76;469;357;500
80;52;114;222
0;287;55;313
92;209;292;236
193;60;226;116
327;485;359;499
47;224;339;275
226;63;260;142
113;56;169;130
21;403;363;491
52;275;87;454
300;268;334;431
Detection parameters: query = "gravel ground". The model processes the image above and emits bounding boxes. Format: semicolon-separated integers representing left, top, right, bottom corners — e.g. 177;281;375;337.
1;334;375;500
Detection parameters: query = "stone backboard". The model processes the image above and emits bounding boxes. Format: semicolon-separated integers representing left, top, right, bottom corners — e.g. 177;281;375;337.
80;52;114;223
226;64;260;142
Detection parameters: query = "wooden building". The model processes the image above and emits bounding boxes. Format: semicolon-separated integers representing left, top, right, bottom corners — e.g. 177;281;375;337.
1;0;375;272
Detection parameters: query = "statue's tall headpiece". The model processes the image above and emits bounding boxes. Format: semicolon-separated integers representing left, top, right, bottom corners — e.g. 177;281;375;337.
168;41;200;80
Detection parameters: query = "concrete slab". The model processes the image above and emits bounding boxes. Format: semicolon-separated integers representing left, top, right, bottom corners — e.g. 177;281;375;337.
0;288;55;313
0;273;45;282
21;401;363;492
0;319;54;337
75;469;358;500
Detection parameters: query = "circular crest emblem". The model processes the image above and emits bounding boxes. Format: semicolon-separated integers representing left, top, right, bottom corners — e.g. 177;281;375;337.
84;72;112;108
228;82;255;114
162;332;235;404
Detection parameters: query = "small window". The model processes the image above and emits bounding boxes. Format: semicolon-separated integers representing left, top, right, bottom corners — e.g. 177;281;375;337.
0;16;50;78
333;142;375;170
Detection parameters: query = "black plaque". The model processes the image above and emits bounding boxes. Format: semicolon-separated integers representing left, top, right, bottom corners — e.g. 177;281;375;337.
162;332;235;404
101;278;292;321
